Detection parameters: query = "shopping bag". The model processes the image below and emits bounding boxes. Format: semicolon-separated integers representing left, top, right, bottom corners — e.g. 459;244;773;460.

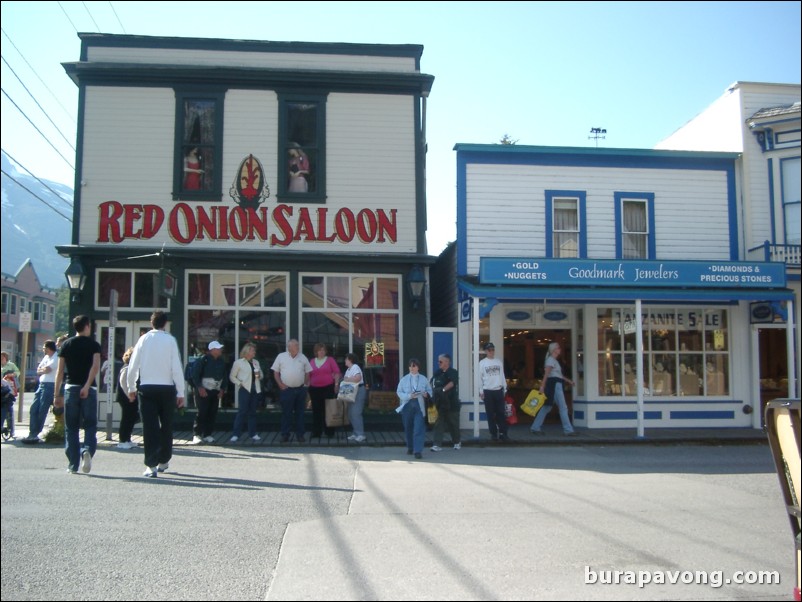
520;389;547;417
325;398;350;427
337;381;357;403
427;404;438;424
505;397;519;425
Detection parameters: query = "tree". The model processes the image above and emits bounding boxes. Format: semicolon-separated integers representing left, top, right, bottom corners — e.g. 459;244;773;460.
55;286;70;334
499;134;518;145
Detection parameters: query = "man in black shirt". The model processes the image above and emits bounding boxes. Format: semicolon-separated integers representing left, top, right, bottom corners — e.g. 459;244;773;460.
54;315;101;474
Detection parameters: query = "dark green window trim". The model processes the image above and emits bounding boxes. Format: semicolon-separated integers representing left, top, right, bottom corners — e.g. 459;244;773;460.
172;89;226;202
277;92;327;203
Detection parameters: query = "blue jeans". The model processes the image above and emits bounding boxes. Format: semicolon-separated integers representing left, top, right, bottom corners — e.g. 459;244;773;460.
28;381;55;438
531;381;574;434
348;385;367;437
233;387;259;438
401;400;426;454
64;386;97;471
279;386;307;438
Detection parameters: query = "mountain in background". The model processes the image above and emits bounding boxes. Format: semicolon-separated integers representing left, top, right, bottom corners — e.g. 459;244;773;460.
1;150;73;288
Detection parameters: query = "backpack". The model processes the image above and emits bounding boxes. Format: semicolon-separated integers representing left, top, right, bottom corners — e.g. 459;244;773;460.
186;355;207;385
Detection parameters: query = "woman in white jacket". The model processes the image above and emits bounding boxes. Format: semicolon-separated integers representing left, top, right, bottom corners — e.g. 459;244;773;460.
229;343;262;442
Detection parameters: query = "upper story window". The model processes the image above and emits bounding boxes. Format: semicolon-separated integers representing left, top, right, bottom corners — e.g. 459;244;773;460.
781;157;801;245
174;92;224;201
615;192;655;259
32;302;40;321
1;293;7;315
546;191;586;258
10;295;17;315
278;94;326;202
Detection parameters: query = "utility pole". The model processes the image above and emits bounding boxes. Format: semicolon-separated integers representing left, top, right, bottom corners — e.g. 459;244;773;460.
589;127;607;147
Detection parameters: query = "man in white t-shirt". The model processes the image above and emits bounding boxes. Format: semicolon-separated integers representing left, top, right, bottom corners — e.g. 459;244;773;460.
478;342;509;442
23;340;58;443
271;339;312;443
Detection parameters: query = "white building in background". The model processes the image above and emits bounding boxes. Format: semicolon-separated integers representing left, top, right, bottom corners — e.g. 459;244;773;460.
656;81;800;416
439;140;795;433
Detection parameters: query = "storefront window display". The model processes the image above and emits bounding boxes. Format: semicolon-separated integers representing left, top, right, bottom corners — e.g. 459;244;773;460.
187;271;288;406
301;274;401;391
597;307;730;397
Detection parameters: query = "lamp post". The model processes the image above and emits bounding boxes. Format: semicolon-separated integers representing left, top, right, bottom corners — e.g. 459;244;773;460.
407;265;426;311
64;258;87;303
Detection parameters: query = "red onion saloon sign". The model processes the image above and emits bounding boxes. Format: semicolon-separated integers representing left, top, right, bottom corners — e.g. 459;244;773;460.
95;155;398;246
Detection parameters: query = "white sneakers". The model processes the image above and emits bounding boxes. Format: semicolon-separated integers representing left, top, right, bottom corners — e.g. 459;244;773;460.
143;466;157;478
157;462;169;473
348;435;367;442
191;436;203;445
252;435;261;441
230;435;239;442
117;441;136;450
454;442;462;450
430;445;443;452
203;436;215;443
80;450;92;473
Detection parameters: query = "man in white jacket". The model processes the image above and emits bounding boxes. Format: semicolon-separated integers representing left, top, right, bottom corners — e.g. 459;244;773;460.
478;342;509;442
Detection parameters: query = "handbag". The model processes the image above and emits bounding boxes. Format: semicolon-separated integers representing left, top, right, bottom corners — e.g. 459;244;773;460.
337;381;357;403
520;389;547;417
427;403;438;424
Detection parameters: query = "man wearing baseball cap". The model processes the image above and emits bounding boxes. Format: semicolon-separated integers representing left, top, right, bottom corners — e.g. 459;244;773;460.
190;341;228;444
478;342;510;442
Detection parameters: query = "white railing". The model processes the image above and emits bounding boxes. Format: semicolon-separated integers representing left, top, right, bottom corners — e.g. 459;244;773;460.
747;241;801;267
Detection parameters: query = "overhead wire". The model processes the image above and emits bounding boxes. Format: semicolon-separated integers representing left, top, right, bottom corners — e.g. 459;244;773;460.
0;169;72;223
1;88;75;170
1;55;76;152
1;148;74;208
0;28;76;124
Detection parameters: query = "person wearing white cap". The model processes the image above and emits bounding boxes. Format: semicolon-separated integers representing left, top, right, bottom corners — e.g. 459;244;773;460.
190;341;228;444
477;342;510;442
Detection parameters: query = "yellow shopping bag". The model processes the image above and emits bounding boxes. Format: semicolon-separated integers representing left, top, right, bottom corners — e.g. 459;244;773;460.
520;389;547;417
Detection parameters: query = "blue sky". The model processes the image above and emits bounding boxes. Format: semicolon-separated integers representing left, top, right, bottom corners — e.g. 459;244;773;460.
1;1;800;254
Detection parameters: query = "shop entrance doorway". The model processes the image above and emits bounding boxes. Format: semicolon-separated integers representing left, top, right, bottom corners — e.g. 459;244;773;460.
503;328;572;425
757;327;791;423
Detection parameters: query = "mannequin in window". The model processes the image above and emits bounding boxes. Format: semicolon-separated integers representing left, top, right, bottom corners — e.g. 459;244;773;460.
287;142;310;193
705;360;724;395
624;363;637;395
680;362;700;395
653;361;672;395
183;147;204;190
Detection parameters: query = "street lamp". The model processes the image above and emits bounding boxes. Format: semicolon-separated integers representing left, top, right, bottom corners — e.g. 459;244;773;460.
64;258;87;302
407;265;426;311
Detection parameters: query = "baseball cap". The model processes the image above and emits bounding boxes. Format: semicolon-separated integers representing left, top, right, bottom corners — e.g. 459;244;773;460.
483;342;495;350
208;341;224;351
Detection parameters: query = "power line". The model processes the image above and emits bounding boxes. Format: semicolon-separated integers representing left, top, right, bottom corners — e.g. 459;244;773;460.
0;28;76;125
81;1;101;32
1;55;76;152
109;1;127;34
1;168;73;223
1;148;74;208
1;88;75;170
57;1;79;33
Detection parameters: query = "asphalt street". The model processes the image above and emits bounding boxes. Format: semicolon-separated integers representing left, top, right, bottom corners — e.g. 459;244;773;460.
0;439;794;601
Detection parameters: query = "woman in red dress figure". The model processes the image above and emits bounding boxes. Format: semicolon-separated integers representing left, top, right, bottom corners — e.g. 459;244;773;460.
183;147;204;190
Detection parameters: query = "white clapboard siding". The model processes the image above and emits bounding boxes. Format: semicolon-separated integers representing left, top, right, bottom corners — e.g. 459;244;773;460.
464;163;731;274
740;88;801;248
79;86;175;245
80;87;417;253
87;46;417;73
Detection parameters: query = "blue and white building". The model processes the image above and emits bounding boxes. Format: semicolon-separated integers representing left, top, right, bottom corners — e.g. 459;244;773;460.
447;142;796;432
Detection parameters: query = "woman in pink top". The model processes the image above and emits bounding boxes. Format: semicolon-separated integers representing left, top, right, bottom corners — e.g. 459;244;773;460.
308;343;341;438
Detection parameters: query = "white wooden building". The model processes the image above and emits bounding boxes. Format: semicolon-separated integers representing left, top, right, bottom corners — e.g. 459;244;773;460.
59;33;435;411
448;144;795;432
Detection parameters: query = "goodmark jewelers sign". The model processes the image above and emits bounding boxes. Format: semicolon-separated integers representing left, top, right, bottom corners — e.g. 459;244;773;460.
479;258;787;288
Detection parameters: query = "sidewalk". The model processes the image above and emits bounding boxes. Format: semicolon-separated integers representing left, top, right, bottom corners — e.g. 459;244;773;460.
6;405;768;448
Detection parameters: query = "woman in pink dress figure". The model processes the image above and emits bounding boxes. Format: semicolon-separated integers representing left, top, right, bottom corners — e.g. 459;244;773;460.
287;142;310;192
183;147;204;190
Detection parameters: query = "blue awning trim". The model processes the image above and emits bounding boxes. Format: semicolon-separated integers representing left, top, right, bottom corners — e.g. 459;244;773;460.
457;279;794;303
